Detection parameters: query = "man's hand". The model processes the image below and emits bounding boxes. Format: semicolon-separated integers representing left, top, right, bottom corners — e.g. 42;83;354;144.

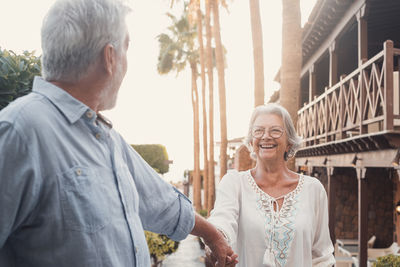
191;213;238;266
205;242;238;267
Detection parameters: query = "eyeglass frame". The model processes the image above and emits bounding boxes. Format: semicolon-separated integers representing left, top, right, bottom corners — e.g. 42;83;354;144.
251;126;285;139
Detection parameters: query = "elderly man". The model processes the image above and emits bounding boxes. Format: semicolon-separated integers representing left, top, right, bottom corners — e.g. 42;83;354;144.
0;0;237;266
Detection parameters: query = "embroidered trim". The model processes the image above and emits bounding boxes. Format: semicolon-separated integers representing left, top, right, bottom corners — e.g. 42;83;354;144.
247;171;304;267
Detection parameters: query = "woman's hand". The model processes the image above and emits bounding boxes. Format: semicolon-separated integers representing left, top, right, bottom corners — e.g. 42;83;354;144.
191;214;238;266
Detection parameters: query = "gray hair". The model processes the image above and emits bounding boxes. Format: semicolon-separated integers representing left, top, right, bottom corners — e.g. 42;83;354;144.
41;0;131;82
245;103;302;159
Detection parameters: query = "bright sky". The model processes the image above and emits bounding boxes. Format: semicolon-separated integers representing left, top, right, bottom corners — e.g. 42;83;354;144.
1;0;316;182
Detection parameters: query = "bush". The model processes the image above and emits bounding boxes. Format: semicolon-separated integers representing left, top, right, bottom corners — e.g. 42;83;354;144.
132;144;170;174
373;254;400;267
198;209;208;218
0;48;41;111
145;231;179;267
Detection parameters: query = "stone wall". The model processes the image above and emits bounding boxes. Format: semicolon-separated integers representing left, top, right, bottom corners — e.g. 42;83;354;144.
313;167;394;248
365;168;393;247
333;168;359;240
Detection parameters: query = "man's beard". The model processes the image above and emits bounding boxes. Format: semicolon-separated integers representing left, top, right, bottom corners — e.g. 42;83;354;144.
99;63;124;111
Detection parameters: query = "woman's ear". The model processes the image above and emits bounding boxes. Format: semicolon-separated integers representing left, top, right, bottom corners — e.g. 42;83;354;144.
103;44;116;75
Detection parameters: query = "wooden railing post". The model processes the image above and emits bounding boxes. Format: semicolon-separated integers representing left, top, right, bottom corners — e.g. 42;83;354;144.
357;5;368;66
325;87;329;142
314;96;318;145
357;4;368;135
384;40;394;131
329;41;338;87
309;65;317;103
339;75;346;139
359;64;367;135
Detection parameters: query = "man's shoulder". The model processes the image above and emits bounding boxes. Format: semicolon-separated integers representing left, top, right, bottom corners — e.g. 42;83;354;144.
0;92;51;128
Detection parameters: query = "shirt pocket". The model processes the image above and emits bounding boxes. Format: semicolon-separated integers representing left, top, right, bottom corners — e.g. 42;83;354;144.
59;166;109;233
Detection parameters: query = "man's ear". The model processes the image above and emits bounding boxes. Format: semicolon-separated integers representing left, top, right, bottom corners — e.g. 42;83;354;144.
103;44;116;75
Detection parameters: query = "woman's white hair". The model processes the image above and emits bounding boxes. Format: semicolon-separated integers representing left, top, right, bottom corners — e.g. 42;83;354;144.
41;0;131;82
245;103;302;160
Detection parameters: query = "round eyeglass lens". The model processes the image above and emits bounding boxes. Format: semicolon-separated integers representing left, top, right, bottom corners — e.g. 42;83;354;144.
269;127;284;138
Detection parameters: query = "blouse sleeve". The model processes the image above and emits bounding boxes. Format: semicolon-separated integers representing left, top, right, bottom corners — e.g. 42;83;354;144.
207;171;241;248
312;182;336;267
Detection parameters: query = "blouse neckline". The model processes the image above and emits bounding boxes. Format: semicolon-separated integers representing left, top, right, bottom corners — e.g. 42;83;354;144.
245;170;306;266
246;170;304;201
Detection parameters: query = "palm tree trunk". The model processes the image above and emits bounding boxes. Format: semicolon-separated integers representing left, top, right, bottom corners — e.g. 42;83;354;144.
205;0;215;212
280;0;302;170
211;0;228;180
191;62;201;211
196;6;209;211
249;0;265;107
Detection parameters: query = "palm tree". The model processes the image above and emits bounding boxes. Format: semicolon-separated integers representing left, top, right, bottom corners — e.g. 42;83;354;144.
157;9;202;211
211;0;228;180
205;0;215;212
193;1;210;211
249;0;265;107
280;0;302;169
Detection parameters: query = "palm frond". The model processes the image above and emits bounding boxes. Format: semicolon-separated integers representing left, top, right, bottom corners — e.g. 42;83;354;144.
156;0;200;76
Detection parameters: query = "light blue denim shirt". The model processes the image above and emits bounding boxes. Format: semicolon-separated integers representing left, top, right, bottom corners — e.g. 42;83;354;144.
0;77;195;267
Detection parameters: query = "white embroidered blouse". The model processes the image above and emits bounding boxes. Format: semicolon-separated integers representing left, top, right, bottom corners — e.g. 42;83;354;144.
208;170;335;267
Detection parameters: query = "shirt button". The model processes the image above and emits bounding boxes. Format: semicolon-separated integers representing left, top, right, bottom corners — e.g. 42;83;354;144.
95;133;101;139
86;111;94;118
75;169;82;176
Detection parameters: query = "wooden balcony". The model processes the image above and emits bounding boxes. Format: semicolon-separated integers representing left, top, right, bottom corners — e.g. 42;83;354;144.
296;40;400;158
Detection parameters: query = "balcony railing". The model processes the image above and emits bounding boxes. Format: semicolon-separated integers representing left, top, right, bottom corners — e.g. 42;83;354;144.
297;40;400;150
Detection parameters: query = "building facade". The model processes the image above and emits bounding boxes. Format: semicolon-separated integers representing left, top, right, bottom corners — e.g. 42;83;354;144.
295;0;400;265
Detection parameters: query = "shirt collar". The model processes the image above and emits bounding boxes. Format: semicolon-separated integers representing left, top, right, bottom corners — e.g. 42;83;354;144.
97;113;113;129
32;76;92;124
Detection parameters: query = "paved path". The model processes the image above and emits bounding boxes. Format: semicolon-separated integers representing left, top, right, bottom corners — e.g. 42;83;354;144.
163;234;205;267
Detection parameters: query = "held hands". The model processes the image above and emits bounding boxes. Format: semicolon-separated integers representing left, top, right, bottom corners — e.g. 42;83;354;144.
203;230;238;267
191;214;238;267
204;243;238;267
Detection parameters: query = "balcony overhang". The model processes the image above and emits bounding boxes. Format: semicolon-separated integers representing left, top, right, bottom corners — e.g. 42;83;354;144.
296;146;400;169
296;130;400;158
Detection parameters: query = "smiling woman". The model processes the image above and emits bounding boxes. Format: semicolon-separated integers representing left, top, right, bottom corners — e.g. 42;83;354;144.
246;104;302;162
207;103;336;267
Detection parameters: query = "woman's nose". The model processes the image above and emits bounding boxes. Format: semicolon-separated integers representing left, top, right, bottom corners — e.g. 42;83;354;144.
261;131;272;139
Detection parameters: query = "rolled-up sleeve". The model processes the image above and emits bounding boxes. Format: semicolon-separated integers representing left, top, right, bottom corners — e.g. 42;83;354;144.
123;143;195;241
0;122;42;248
167;187;195;240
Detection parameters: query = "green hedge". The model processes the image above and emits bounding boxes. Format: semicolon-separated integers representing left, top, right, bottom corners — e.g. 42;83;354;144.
132;144;170;174
145;231;179;266
0;48;41;111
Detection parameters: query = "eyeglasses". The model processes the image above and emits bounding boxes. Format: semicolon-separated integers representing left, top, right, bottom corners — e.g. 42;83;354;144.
251;126;284;139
